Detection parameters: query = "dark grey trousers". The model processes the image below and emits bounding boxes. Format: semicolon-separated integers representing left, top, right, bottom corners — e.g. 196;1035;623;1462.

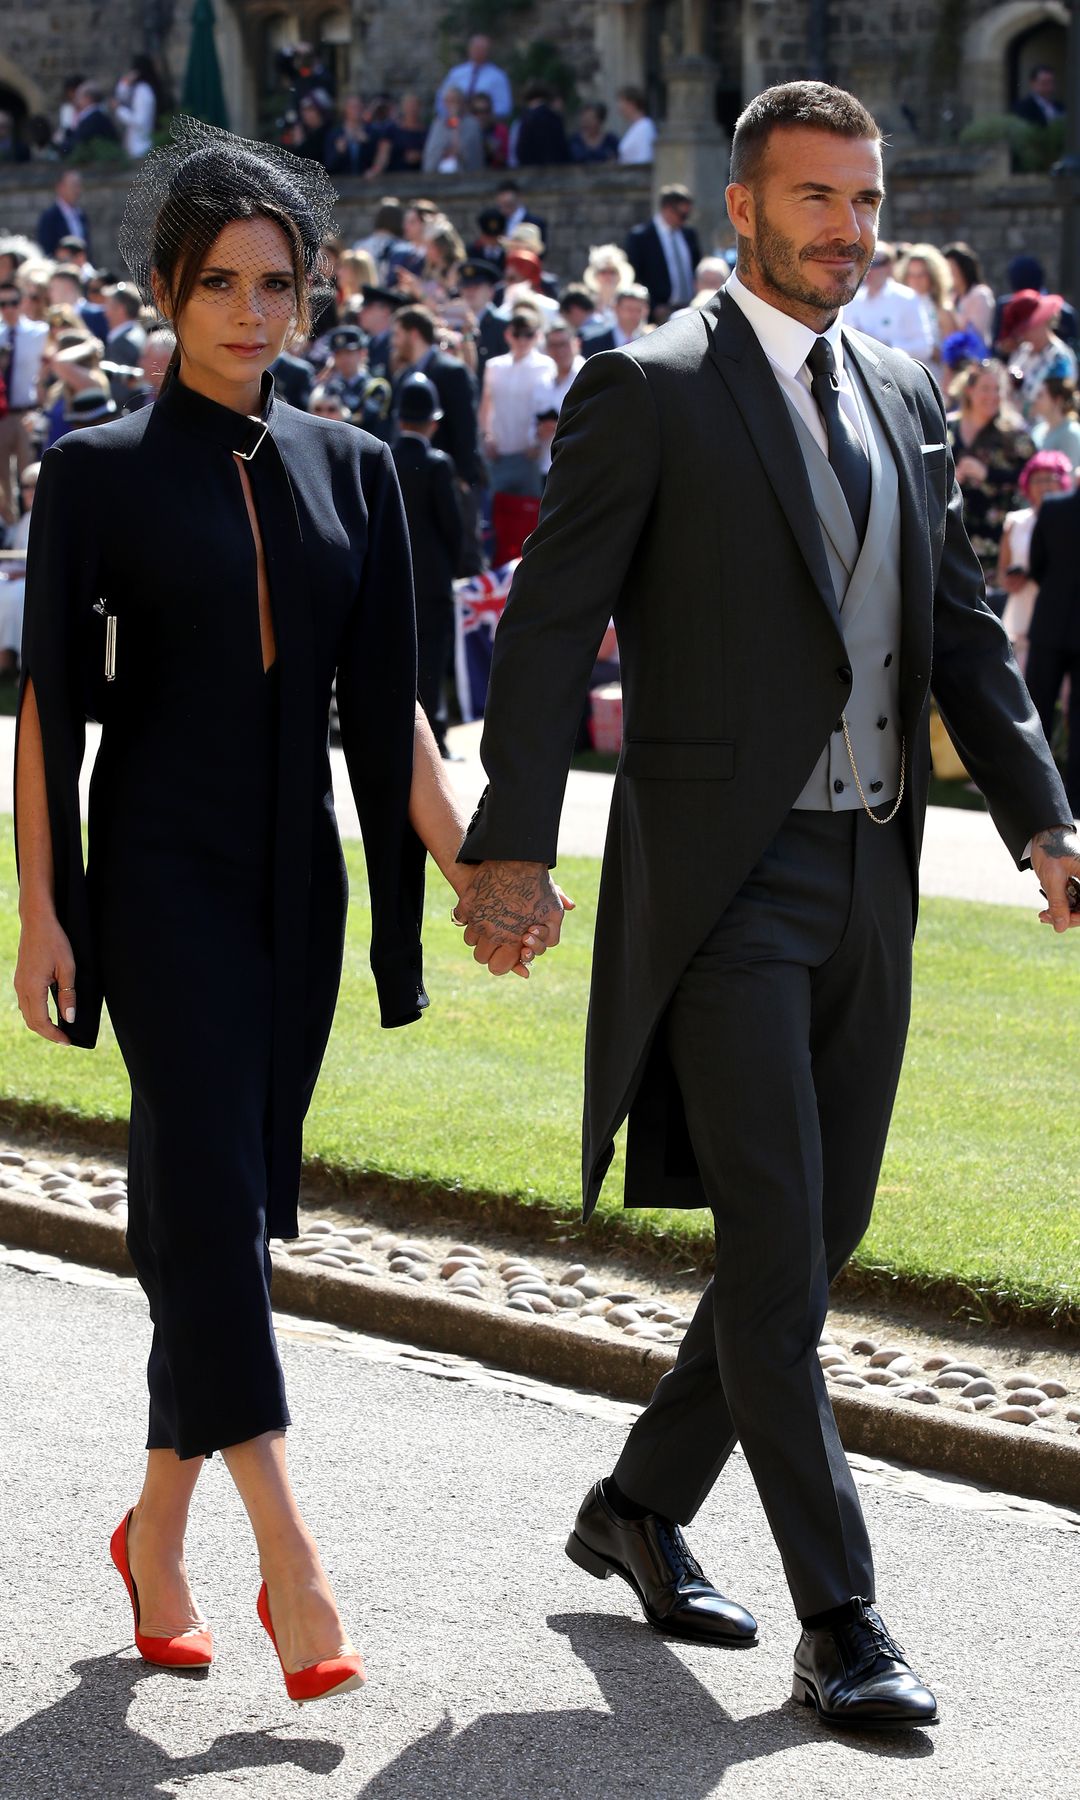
612;805;913;1617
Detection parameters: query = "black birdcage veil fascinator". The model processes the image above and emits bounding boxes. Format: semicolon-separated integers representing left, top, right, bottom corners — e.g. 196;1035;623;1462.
118;115;338;333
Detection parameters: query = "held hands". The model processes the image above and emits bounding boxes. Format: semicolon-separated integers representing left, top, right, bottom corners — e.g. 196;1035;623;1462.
1031;826;1080;932
14;911;77;1043
451;860;574;977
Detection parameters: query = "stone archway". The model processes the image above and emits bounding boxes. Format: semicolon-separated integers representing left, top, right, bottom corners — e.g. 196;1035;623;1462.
0;50;48;122
961;1;1069;118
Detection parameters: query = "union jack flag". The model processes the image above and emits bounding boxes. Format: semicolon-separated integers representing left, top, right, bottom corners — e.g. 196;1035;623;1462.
452;560;520;721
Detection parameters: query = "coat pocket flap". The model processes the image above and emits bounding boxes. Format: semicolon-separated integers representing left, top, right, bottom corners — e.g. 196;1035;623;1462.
622;738;736;780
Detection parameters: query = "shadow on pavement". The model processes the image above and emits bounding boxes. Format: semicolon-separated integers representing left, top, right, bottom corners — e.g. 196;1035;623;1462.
358;1612;935;1797
0;1652;344;1798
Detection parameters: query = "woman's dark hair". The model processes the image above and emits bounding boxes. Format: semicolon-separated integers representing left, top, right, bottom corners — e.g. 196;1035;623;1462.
730;81;880;190
943;242;982;295
373;199;405;236
131;54;161;98
395;304;437;345
120;121;338;385
1041;375;1078;415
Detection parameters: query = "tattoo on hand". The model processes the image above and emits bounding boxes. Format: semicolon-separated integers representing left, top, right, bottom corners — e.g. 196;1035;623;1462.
1033;826;1079;859
466;863;558;940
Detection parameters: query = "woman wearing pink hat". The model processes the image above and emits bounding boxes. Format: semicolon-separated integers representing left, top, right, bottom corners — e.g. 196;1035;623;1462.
1001;289;1078;420
997;449;1074;672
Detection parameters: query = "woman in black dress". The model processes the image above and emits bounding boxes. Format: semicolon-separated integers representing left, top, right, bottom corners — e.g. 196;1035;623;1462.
13;120;532;1702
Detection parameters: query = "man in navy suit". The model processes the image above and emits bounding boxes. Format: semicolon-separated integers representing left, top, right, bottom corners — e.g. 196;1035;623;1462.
625;184;702;321
580;284;649;357
36;170;92;260
494;179;547;249
392;374;464;756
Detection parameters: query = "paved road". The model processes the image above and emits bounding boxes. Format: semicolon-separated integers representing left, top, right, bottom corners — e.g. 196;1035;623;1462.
0;715;1051;907
2;1250;1077;1800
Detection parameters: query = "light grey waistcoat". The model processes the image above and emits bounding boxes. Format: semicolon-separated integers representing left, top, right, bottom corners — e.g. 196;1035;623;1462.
783;358;904;812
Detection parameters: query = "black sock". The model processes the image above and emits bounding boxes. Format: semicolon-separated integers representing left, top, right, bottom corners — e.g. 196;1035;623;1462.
801;1599;865;1631
602;1475;654;1521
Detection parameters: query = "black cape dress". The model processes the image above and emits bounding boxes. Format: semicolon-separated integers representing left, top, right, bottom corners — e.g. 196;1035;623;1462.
17;372;428;1248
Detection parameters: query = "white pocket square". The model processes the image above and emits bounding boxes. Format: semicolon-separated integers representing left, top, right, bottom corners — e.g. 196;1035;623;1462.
920;442;946;454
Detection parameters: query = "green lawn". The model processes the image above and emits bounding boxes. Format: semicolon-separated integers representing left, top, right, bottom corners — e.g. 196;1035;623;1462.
1;816;1078;1322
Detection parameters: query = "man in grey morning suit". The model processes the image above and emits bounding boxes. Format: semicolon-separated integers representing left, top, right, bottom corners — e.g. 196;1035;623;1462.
454;83;1080;1729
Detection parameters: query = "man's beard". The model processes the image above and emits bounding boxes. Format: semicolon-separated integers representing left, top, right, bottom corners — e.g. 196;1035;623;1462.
745;205;870;315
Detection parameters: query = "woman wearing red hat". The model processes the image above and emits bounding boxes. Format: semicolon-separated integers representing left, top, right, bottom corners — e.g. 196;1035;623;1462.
1001;288;1078;420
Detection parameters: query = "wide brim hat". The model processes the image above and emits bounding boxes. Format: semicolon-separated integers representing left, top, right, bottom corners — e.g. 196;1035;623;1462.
63;386;118;423
1001;288;1064;340
505;247;542;283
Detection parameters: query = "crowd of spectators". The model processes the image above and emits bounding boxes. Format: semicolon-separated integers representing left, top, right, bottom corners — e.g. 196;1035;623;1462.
0;60;165;166
0;35;658;175
269;37;659;175
2;142;1079;785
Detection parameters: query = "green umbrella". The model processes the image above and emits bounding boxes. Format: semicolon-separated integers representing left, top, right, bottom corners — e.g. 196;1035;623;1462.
181;0;229;129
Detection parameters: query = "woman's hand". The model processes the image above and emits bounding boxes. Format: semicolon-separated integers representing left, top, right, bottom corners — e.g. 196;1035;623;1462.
14;911;77;1043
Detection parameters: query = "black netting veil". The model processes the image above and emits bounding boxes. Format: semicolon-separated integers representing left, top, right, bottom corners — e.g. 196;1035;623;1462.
118;115;339;323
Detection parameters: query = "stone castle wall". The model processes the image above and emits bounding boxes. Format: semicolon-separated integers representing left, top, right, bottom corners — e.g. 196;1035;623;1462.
0;160;654;292
1;147;1063;295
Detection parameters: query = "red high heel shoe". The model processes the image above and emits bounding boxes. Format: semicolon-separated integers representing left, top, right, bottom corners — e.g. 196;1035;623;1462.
256;1581;365;1704
110;1511;214;1669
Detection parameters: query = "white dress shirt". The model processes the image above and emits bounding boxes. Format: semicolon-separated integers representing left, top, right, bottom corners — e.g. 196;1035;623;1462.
114;78;156;158
842;276;933;362
618;116;657;164
1;317;49;409
482;346;555;455
723;271;867;455
653;212;694;306
532;354;584;473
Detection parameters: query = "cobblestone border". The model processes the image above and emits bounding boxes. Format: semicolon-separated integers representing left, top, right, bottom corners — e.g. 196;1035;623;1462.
3;1184;1078;1511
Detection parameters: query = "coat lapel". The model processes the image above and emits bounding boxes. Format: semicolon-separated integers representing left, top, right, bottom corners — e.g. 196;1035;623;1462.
704;292;842;633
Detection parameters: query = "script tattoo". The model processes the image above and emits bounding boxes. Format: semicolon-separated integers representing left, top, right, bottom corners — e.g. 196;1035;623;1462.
466;862;559;941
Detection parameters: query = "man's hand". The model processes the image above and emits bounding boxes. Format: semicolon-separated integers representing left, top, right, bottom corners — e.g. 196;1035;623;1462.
453;860;571;976
1031;825;1080;932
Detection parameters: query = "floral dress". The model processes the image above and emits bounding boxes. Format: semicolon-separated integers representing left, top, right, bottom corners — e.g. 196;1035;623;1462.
946;410;1035;582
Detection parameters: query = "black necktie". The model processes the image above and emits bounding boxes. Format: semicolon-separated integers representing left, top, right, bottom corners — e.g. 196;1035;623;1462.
806;336;870;541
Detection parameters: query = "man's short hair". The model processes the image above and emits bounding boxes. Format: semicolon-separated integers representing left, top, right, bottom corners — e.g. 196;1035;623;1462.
730;81;881;190
659;184;693;209
105;282;142;318
618;86;647;114
394;304;437;345
615;283;650;305
558;284;594;314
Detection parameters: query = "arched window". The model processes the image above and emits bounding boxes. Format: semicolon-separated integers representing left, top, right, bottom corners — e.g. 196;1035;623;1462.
1008;19;1067;108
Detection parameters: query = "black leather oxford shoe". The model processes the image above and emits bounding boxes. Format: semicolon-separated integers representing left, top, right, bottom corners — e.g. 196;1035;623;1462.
792;1599;939;1729
565;1482;758;1646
